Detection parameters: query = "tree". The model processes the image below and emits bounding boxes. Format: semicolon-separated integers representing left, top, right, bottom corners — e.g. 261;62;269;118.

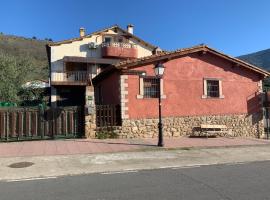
0;53;35;103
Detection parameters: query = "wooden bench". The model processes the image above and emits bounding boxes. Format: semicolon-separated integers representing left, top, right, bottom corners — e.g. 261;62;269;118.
200;124;228;137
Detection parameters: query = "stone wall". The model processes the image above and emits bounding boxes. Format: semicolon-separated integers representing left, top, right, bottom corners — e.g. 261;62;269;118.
84;86;96;138
94;112;264;139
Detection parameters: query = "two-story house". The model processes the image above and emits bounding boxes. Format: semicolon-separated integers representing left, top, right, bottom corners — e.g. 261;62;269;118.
46;24;160;108
47;24;270;139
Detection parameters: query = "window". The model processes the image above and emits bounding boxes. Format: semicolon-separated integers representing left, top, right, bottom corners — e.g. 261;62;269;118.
136;76;166;99
118;37;123;43
104;37;112;43
202;78;224;98
143;78;159;98
207;80;219;97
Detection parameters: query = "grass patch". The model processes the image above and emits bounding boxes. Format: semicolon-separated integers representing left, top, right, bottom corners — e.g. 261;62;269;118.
96;131;118;139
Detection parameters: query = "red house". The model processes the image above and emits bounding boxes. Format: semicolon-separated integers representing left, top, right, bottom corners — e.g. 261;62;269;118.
92;45;270;138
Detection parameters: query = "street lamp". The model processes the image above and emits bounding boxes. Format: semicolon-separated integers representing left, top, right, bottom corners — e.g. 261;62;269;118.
154;63;165;147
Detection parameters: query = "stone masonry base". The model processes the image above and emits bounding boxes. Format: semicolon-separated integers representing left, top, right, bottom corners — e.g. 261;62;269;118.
93;112;264;139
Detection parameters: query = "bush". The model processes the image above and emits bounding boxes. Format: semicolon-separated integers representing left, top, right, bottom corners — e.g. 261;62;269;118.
96;130;118;139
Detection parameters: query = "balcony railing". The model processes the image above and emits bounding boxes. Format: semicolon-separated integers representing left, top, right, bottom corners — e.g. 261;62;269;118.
101;42;137;49
101;42;138;59
66;71;88;82
51;71;96;85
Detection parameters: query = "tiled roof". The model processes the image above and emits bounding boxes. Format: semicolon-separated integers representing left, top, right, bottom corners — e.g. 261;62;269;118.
47;24;157;49
113;44;270;76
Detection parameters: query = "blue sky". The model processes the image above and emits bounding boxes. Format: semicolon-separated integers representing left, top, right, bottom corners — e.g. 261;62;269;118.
0;0;269;56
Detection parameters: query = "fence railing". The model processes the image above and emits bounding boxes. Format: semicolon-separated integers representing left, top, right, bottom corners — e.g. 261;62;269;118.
51;71;94;83
0;106;83;142
101;42;137;49
96;104;121;127
65;71;88;82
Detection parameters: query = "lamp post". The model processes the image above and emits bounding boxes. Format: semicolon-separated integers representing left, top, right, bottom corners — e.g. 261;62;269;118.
154;63;165;147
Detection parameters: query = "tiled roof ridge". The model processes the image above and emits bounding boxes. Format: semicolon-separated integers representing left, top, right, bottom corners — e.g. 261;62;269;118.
113;44;270;76
114;44;205;68
47;24;157;49
47;24;119;46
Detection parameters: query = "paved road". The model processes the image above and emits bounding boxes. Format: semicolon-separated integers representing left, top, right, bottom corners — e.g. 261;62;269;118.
1;161;270;200
3;145;270;181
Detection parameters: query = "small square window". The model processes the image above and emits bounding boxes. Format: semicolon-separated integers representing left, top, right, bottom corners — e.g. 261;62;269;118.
143;78;159;98
118;37;123;43
206;80;220;98
104;37;112;43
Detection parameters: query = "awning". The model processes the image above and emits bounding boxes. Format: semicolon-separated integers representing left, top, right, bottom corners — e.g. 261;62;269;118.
63;56;121;65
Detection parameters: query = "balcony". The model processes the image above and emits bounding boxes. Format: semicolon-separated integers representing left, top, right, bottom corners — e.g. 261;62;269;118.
101;42;138;59
51;71;95;86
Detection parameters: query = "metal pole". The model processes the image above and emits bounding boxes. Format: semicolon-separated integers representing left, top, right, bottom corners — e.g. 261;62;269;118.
265;90;269;139
158;77;164;147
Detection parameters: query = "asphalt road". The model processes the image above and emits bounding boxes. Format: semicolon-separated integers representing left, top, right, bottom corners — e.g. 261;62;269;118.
1;161;270;200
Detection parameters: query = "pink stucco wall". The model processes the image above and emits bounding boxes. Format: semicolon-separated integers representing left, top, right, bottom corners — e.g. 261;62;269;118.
102;46;138;59
127;53;262;119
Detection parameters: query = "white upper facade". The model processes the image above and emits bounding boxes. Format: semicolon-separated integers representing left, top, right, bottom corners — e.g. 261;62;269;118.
48;25;159;78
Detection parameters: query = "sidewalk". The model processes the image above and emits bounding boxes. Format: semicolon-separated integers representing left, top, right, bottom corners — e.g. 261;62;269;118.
1;137;270;181
0;136;270;158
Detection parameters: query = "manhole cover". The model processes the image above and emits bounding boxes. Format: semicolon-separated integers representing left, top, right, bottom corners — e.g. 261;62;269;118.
8;162;34;168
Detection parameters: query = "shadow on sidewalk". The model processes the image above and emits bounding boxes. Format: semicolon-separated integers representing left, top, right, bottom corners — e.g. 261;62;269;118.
77;140;157;147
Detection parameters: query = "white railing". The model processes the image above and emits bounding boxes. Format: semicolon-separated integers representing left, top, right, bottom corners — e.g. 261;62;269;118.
51;71;96;83
101;42;137;49
66;71;88;82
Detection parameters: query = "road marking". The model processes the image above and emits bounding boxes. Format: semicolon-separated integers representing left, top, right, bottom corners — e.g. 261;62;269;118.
158;166;178;169
101;170;138;175
5;176;57;182
171;165;202;170
225;162;247;166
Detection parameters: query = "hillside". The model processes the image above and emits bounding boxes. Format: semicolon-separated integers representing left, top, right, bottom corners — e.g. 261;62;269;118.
0;33;49;80
238;48;270;71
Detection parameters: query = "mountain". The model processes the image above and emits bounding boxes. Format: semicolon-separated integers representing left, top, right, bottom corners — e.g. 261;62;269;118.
238;49;270;71
0;33;49;80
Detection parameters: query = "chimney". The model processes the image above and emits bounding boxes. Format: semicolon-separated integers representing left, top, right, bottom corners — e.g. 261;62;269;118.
79;27;85;37
152;47;162;55
127;24;134;34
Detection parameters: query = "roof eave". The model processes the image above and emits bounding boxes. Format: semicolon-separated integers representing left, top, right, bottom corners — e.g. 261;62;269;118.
47;25;157;49
114;45;270;77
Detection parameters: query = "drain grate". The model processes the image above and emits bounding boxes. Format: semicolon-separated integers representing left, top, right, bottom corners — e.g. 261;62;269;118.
8;162;34;168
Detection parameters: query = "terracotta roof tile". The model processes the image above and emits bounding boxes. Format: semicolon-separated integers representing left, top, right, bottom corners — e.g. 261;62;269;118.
113;44;270;76
47;24;157;49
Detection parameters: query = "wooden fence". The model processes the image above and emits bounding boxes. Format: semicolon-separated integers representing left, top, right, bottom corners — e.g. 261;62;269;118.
96;104;121;127
0;106;83;142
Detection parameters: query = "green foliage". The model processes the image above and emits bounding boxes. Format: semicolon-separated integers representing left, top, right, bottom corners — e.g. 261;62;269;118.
96;130;118;139
18;87;48;106
0;53;37;103
0;34;48;80
0;34;49;104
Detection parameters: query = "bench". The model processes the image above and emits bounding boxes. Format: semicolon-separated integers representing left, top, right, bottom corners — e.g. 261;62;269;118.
200;124;228;137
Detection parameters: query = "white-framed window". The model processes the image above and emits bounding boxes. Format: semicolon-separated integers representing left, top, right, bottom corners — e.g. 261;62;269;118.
202;78;224;99
137;76;166;99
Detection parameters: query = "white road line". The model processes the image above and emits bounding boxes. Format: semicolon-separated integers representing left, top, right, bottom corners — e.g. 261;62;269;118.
225;162;247;166
5;176;57;182
171;165;202;170
101;170;138;175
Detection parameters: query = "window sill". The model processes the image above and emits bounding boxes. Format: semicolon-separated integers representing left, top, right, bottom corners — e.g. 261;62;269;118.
202;95;224;99
136;94;167;99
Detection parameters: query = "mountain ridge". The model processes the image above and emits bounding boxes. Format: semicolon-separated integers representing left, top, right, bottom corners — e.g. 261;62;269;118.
238;48;270;71
0;33;49;80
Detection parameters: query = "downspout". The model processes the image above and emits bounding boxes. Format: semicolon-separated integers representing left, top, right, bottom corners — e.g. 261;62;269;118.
46;44;52;106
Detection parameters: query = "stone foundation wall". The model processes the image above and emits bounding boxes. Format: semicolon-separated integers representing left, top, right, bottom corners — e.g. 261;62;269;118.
94;112;264;139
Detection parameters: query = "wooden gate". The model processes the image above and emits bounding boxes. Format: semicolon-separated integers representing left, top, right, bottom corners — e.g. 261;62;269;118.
96;104;121;127
0;106;83;142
